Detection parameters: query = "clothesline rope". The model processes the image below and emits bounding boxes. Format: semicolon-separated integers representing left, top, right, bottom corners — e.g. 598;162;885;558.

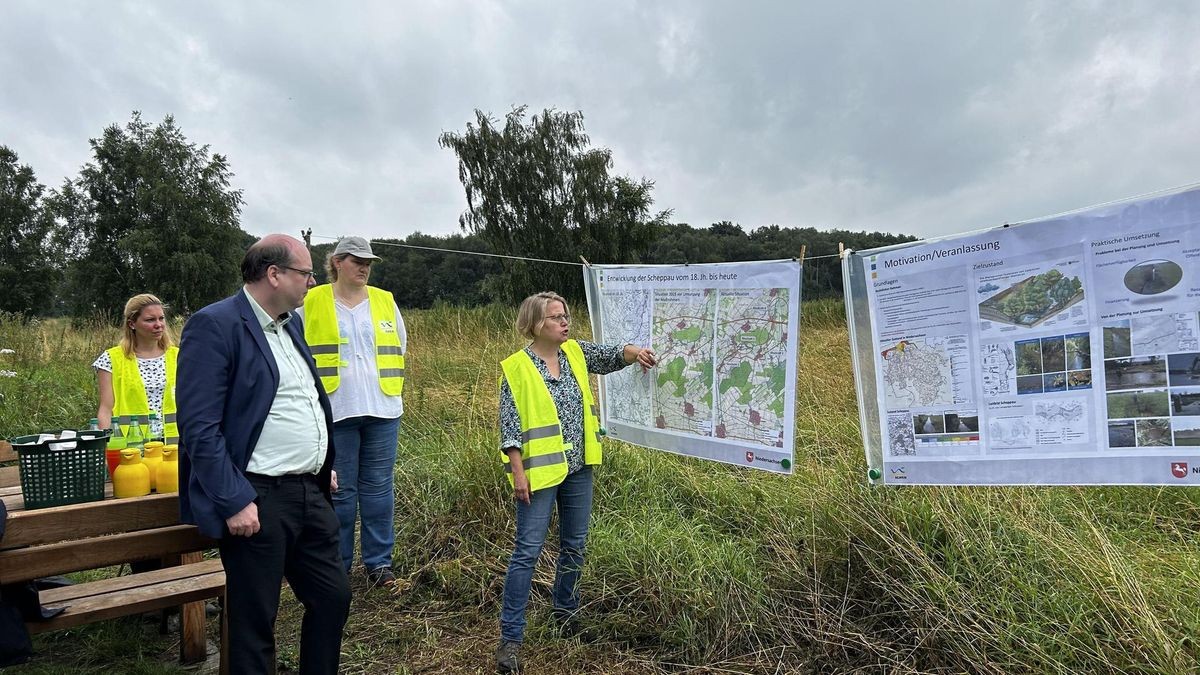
310;233;841;265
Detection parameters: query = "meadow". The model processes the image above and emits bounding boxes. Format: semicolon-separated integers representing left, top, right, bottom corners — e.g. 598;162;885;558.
2;300;1200;673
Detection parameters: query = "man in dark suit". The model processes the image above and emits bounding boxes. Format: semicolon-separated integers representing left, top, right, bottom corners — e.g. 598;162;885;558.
177;233;351;674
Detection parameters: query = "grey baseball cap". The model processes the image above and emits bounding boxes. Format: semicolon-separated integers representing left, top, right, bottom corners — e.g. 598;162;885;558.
332;235;381;260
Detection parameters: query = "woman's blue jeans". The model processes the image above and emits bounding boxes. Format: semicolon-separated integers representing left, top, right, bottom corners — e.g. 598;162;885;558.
331;415;400;573
500;466;594;643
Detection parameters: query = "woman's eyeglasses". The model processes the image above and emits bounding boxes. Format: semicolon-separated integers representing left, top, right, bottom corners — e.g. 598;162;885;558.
545;314;570;325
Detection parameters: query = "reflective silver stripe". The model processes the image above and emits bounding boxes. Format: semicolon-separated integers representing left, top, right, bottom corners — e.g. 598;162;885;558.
166;436;179;445
163;413;177;423
520;424;560;444
379;368;405;378
504;451;567;472
590;405;599;417
117;415;132;424
316;366;339;377
377;346;404;355
309;344;340;355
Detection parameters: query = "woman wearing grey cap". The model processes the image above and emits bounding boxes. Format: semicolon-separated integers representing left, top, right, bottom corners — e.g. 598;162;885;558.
300;235;407;589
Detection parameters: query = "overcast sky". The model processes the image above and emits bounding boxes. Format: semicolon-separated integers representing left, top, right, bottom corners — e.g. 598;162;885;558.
3;1;1200;243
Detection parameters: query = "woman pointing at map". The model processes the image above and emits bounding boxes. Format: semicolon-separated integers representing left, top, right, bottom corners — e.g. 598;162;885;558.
493;290;656;673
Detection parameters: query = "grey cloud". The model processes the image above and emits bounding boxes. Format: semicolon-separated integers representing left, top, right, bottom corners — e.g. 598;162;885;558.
2;0;1199;242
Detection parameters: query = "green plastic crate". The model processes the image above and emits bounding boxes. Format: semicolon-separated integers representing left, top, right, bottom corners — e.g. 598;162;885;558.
10;430;109;510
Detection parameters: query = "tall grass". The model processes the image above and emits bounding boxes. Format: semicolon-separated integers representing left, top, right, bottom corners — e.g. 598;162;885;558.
4;300;1200;672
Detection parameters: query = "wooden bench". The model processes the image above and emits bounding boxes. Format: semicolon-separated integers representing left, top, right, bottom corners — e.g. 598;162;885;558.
0;440;227;672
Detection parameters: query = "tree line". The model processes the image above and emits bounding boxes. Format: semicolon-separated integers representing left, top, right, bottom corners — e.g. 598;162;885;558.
1;110;915;320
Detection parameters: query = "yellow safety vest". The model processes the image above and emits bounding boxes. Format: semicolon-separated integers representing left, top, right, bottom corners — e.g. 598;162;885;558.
499;339;602;492
107;345;179;444
303;284;405;395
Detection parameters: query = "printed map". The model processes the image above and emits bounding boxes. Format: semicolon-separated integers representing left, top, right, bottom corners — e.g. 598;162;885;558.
653;289;717;436
1035;399;1085;424
989;417;1033;448
600;289;653;426
588;259;801;474
980;343;1015;397
714;289;789;447
1131;313;1199;355
888;413;916;456
880;336;963;409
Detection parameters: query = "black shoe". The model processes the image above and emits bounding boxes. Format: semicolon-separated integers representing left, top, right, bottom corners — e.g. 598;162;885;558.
552;609;580;638
495;639;521;673
366;566;396;589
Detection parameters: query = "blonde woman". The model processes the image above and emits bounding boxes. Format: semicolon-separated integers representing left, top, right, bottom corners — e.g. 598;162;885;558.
94;293;178;443
495;291;656;673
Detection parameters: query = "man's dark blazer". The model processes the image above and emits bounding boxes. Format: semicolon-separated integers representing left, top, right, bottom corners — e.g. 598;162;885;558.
176;290;335;539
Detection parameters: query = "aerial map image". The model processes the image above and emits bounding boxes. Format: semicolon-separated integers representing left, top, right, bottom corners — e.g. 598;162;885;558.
978;268;1085;328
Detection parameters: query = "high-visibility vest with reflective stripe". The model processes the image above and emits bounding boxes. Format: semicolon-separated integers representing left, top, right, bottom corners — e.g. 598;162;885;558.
107;345;179;444
303;284;405;396
499;339;602;492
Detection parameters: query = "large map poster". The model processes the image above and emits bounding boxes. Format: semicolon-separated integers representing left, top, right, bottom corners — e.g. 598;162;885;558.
584;260;802;473
844;185;1200;485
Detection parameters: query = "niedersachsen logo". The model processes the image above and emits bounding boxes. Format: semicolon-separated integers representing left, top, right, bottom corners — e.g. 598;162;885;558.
745;451;791;470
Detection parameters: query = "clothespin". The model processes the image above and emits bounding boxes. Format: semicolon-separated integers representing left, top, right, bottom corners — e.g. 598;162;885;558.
798;245;806;265
579;256;591;267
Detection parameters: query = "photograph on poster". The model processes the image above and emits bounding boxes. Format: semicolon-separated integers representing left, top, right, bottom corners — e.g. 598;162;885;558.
1017;375;1043;394
1173;417;1200;446
1043;372;1067;392
1105;356;1169;391
1168;352;1200;386
1104;324;1132;359
1016;339;1042;375
1107;389;1170;419
1042;336;1066;372
1136;418;1172;446
1068;370;1092;389
1123;259;1184;295
913;414;945;435
1171;387;1200;415
1065;333;1090;370
1108;420;1136;447
944;413;979;432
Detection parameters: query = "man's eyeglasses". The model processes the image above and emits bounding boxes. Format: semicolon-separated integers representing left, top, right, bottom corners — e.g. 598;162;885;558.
545;314;570;325
280;266;316;281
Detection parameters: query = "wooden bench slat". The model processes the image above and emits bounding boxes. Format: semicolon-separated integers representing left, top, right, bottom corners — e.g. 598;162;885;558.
0;440;15;463
0;465;19;488
39;558;224;604
28;569;225;634
2;493;180;547
0;492;20;512
0;525;217;583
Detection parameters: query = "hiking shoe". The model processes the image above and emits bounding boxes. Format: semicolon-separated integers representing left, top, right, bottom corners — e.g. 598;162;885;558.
495;639;521;673
552;609;580;638
366;566;396;589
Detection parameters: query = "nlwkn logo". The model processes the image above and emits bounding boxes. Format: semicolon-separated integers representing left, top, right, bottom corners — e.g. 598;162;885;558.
1171;462;1188;479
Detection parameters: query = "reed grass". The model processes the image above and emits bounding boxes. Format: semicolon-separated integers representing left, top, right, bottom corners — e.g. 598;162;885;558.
3;299;1199;673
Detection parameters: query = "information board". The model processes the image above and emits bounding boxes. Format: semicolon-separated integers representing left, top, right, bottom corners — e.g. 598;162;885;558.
584;260;802;473
844;186;1200;484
